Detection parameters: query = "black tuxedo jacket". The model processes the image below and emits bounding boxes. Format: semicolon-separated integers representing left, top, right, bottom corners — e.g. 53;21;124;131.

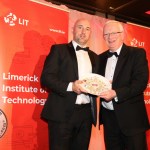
99;44;150;136
40;42;99;126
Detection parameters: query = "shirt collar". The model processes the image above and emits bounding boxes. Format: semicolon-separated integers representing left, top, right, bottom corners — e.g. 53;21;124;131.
72;40;87;51
109;44;123;56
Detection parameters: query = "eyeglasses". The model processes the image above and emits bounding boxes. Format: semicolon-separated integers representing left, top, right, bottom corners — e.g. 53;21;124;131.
104;31;123;38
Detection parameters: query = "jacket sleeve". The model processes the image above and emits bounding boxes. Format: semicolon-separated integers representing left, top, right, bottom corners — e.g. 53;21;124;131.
40;45;69;96
115;48;149;103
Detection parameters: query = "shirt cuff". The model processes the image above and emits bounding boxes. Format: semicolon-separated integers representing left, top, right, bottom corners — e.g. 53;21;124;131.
114;97;118;102
67;82;73;91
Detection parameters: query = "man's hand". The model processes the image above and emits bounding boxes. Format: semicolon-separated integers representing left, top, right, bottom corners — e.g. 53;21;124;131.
99;89;116;101
72;80;87;94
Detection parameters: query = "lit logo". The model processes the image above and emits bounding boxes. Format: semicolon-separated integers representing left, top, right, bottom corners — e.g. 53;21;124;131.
0;109;7;138
4;13;17;26
130;38;145;47
4;12;29;26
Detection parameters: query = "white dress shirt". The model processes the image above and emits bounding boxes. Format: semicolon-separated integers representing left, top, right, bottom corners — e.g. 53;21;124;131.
67;41;92;104
102;45;122;110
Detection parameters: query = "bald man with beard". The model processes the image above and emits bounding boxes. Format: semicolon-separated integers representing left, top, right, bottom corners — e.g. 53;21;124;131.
40;18;99;150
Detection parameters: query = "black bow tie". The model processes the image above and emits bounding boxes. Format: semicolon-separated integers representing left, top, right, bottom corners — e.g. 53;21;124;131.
107;51;119;58
76;45;89;51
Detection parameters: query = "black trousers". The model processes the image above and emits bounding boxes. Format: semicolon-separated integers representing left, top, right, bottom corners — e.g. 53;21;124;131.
48;104;92;150
101;106;148;150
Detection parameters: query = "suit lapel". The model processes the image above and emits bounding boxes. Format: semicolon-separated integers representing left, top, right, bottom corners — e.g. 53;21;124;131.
113;44;128;83
67;42;99;78
88;51;96;73
99;52;108;76
68;42;79;79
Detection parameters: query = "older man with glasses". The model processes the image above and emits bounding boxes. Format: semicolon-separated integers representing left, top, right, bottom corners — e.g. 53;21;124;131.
98;20;149;150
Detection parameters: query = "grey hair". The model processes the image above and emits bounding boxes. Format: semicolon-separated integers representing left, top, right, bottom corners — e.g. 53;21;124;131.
104;20;124;32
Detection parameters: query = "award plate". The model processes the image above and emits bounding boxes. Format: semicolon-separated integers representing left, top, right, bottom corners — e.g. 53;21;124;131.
80;73;111;95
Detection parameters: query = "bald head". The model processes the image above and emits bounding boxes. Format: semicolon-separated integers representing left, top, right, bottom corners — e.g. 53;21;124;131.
73;18;91;46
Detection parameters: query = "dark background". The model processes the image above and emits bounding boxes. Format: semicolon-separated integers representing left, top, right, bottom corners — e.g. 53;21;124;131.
46;0;150;27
